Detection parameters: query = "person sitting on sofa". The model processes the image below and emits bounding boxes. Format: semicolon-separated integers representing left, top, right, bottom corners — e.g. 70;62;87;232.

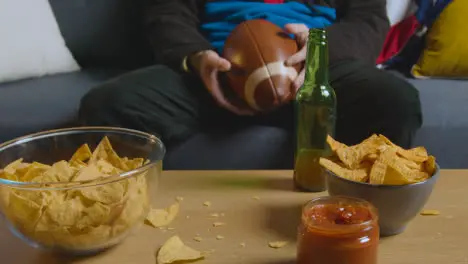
79;0;423;152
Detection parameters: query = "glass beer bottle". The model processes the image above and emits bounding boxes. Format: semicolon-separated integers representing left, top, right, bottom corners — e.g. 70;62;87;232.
293;28;337;192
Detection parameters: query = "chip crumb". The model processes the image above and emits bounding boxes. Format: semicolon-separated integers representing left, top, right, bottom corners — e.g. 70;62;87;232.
209;213;220;218
252;196;260;200
216;235;224;240
213;222;226;227
420;209;440;216
186;215;190;219
175;196;184;202
203;201;212;207
268;241;288;249
204;249;215;254
193;236;203;242
239;242;246;248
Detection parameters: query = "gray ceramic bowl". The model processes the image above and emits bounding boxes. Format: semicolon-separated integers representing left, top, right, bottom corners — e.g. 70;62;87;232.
325;164;440;236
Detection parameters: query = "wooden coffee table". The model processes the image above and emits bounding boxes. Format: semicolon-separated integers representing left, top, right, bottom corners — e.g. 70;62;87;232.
1;170;467;264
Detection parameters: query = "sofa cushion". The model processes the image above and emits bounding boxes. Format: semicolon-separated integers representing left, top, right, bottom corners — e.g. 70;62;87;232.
413;127;468;169
164;126;294;170
48;0;153;70
0;0;80;83
408;78;468;128
408;78;468;168
411;0;468;78
0;69;124;143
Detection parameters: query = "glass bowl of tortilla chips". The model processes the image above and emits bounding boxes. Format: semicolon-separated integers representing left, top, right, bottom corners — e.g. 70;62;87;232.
0;127;165;255
320;134;440;237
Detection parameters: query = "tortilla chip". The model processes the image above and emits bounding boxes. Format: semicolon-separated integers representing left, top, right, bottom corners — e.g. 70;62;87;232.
69;144;92;164
424;155;437;176
146;202;180;228
326;134;347;152
3;158;25;174
335;135;385;169
21;162;52;182
72;164;104;182
47;161;76;182
80;182;125;205
320;135;436;186
7;191;43;227
157;236;204;264
77;202;112;227
319;158;368;182
369;160;386;185
124;158;145;170
378;135;428;163
90;137;129;171
46;196;84;226
378;149;429;184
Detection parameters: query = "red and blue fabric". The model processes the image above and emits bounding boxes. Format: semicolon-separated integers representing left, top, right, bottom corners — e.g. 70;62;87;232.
379;0;454;75
376;16;419;65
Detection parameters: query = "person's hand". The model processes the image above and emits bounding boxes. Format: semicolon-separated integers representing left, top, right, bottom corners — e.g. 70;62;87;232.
284;23;309;92
189;50;254;115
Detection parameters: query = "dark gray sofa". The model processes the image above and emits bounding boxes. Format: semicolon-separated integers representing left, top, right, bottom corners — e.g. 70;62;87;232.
1;0;467;169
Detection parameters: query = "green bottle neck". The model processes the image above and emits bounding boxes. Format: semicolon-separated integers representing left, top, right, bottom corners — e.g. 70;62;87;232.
303;29;329;87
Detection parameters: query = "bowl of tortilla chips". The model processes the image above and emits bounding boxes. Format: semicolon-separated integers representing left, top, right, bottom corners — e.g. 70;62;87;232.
320;134;440;236
0;127;165;254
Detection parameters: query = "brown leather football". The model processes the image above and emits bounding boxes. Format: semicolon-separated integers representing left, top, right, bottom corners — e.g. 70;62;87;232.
223;19;300;112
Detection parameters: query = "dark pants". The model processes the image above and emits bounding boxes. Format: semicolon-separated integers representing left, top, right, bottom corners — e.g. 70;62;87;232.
79;60;422;150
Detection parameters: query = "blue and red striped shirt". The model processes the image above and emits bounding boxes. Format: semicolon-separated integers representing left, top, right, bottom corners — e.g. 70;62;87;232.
200;0;336;53
264;0;284;3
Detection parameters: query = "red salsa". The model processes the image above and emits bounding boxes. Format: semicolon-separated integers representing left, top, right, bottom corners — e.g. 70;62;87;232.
297;196;379;264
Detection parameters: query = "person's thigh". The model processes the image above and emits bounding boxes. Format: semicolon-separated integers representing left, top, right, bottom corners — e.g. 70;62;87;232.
79;65;208;147
330;60;423;148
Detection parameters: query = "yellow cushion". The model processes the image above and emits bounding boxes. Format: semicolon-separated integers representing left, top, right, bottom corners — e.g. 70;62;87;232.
412;0;468;78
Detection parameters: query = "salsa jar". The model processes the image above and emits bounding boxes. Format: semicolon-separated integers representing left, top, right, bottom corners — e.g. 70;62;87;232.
297;196;379;264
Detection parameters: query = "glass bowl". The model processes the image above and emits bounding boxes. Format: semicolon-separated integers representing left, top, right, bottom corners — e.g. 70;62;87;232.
0;127;165;255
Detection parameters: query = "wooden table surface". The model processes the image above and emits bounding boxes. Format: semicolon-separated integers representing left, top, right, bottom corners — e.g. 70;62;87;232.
1;170;467;264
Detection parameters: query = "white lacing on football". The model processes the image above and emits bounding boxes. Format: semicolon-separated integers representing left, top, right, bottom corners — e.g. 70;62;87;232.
244;61;298;110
